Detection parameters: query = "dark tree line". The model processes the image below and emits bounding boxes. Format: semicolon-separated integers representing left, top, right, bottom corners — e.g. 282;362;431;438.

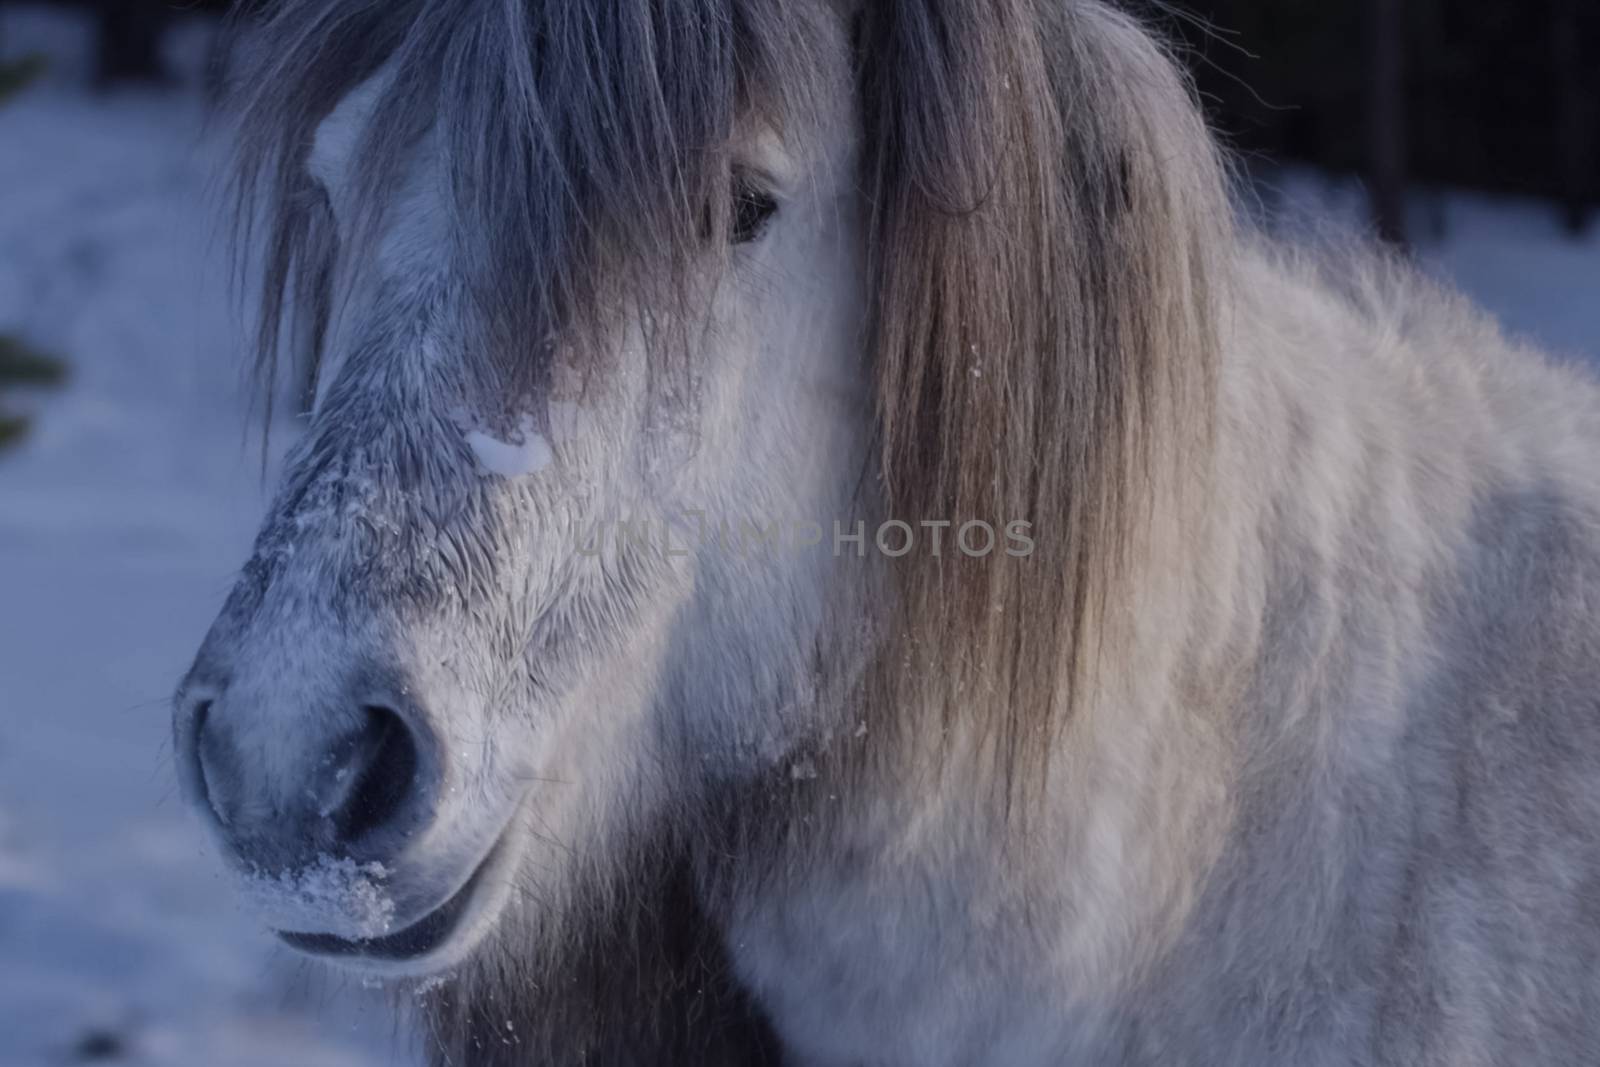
8;0;1598;246
1158;0;1600;244
0;0;228;86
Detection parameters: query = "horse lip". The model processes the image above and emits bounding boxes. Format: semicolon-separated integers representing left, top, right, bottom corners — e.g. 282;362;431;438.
276;831;508;962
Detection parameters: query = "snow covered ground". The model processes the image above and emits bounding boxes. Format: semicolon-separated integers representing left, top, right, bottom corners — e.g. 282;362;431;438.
0;8;419;1066
0;6;1596;1066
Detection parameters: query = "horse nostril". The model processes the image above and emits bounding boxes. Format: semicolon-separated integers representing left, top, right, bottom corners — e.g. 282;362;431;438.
177;681;435;870
328;705;422;846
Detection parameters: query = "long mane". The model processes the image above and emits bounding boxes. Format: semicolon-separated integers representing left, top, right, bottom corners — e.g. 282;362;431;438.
859;0;1230;802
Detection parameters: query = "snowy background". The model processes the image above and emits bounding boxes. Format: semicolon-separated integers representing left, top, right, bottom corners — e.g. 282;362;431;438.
0;5;1596;1066
0;8;421;1066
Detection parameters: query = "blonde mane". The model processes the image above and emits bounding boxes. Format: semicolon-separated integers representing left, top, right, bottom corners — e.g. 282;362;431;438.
860;0;1228;804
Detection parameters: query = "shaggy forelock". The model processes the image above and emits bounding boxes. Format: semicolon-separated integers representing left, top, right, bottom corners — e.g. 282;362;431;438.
226;0;831;415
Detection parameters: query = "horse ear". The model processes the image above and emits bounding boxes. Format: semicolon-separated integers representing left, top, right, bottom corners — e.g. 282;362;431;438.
857;0;1230;780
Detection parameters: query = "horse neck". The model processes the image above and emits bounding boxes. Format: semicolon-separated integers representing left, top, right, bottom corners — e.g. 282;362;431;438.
759;241;1501;985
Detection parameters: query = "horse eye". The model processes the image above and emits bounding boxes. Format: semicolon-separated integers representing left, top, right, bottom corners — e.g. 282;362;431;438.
731;183;779;245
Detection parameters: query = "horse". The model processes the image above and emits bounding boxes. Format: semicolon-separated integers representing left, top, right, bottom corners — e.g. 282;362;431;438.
172;0;1600;1063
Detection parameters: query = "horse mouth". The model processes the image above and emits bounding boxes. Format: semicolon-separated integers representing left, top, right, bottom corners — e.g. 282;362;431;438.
277;834;508;964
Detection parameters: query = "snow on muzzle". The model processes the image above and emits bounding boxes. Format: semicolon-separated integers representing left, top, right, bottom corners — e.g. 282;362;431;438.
173;644;441;916
171;582;522;969
172;630;525;970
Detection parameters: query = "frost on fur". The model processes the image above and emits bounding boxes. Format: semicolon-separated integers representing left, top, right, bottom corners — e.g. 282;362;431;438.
463;414;553;479
241;857;396;940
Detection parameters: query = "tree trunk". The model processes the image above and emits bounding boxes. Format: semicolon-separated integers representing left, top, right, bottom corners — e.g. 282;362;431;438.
1366;0;1408;249
1553;0;1593;236
94;0;171;87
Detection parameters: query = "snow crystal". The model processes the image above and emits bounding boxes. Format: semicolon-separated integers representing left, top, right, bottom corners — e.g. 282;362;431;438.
464;414;553;479
411;973;451;997
242;857;396;941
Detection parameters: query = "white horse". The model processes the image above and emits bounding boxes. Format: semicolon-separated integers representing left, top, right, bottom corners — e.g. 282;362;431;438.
173;0;1600;1063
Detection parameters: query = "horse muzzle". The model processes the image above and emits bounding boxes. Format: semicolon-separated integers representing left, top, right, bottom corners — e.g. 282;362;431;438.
173;652;522;975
